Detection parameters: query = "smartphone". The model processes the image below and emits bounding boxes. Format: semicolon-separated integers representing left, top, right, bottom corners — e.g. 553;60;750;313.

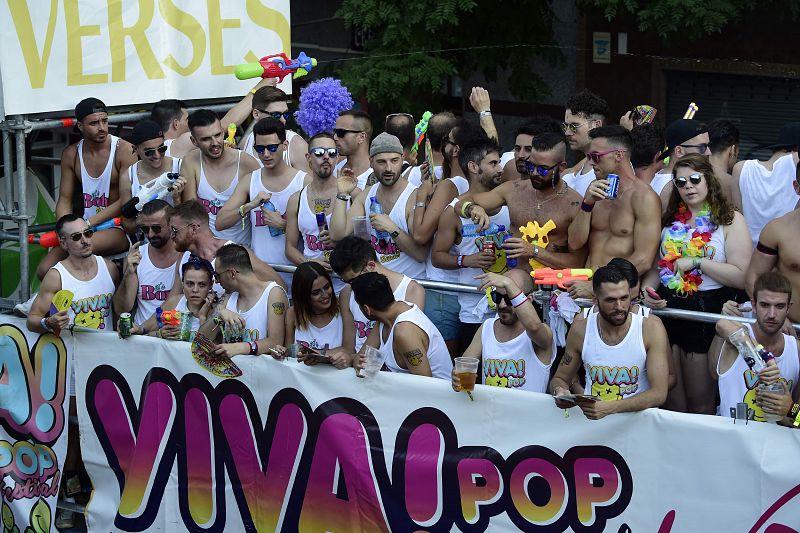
645;287;661;300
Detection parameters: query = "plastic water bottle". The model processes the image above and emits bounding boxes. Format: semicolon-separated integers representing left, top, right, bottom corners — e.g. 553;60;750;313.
461;223;505;238
179;311;194;341
260;199;284;237
369;197;390;241
728;329;783;421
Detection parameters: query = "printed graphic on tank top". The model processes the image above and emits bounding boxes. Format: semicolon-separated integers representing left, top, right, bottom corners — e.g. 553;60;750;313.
363;183;425;279
582;312;650;401
129;158;182;207
425;177;470;284
480;317;555;392
295;313;344;351
52;256;115;330
717;323;799;422
562;164;595;198
350;275;413;352
378;304;453;380
243;129;299;167
134;243;176;324
334;159;373;190
225;282;281;341
739;154;800;247
197;150;251;245
78;135;120;219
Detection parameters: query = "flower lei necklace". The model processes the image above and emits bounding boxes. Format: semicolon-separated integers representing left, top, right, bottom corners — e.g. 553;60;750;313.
658;202;716;295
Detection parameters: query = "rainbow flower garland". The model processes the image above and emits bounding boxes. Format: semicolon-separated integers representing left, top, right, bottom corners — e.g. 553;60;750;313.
658;202;716;295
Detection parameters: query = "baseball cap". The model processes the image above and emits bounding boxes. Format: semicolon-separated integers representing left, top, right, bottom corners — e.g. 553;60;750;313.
659;119;707;160
75;97;107;121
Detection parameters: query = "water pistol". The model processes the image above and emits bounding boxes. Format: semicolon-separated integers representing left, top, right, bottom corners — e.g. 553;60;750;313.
160;310;182;326
531;268;593;289
234;52;317;82
410;111;433;157
630;105;657;126
121;172;179;218
683;102;699;120
30;218;123;248
225;123;237;148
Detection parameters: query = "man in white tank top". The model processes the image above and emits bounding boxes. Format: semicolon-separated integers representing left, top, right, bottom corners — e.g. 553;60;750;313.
333;110;374;190
39;98;137;280
550;266;670;419
118;120;186;214
211;244;288;357
113;200;181;325
561;90;608;197
217;118;309;289
330;133;427;278
731;123;800;248
712;272;799;423
457;271;554;392
330;236;426;352
351;272;452;379
240;85;309;170
179;110;260;246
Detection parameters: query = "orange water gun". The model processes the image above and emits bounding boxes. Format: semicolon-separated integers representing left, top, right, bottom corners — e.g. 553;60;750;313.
30;217;123;248
532;268;593;289
160;310;182;326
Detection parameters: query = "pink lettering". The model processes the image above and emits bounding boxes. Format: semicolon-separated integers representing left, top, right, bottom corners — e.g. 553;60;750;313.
139;285;169;302
304;234;332;252
83;193;109;209
198;198;221;216
370;235;399;256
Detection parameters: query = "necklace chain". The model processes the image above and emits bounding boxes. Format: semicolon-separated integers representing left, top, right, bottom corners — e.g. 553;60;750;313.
534;182;567;209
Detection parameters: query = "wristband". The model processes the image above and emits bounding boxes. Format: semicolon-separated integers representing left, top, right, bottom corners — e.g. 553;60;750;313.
248;341;258;355
510;291;527;308
40;317;54;333
457;255;465;268
336;193;351;201
250;88;258;95
789;403;800;419
580;201;594;212
460;201;473;218
479;110;492;118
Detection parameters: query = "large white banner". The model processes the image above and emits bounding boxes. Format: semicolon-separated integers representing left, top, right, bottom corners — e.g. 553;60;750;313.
0;0;291;116
74;330;800;532
0;316;70;533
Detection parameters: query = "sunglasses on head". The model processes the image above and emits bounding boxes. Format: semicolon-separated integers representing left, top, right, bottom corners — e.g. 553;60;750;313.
524;160;562;177
333;128;362;138
679;143;709;154
310;147;338;158
673;173;703;188
137;224;162;235
253;144;280;154
489;290;512;307
142;144;168;157
67;229;94;241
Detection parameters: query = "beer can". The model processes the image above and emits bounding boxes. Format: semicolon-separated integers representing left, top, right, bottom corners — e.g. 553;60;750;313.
315;212;327;230
119;313;132;338
482;240;495;254
606;174;619;199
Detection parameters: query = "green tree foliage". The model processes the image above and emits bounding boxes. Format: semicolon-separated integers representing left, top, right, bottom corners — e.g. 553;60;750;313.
335;0;561;114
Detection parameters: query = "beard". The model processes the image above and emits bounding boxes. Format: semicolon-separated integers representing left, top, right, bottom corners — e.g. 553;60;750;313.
497;308;518;326
378;170;400;187
599;308;628;327
529;172;561;191
148;235;167;249
316;163;333;179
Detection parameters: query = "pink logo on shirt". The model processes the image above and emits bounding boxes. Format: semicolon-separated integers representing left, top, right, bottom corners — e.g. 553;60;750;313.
305;234;333;252
198;197;223;215
83;191;108;209
140;283;169;302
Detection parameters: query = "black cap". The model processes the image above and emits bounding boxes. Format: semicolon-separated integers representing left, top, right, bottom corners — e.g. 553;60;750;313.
74;97;107;121
764;122;800;151
659;119;707;160
130;120;163;145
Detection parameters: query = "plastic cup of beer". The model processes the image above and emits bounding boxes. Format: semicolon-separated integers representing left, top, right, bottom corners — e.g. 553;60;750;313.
358;345;386;378
454;357;479;392
353;216;371;240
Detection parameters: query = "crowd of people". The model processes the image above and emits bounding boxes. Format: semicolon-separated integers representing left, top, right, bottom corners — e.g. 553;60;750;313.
17;81;800;426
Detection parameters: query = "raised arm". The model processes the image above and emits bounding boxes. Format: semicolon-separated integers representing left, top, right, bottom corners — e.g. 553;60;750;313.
469;87;498;142
220;78;277;127
112;242;142;316
329;169;363;241
412;179;459;245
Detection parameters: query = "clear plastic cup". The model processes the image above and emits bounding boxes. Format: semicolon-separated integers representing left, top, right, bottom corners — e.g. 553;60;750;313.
454;357;479;392
353;216;371;240
357;346;387;378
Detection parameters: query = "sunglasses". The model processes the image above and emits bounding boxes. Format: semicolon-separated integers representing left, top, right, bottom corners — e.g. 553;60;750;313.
490;290;512;307
67;229;94;241
170;223;197;236
213;268;238;281
333;128;362;138
310;147;339;158
680;143;709;153
269;111;291;121
673;173;703;188
142;144;168;157
253;144;280;154
524;160;562;177
137;224;162;235
587;149;625;164
561;121;589;134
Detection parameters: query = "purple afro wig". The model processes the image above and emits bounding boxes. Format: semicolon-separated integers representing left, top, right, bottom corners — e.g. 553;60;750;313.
294;78;354;138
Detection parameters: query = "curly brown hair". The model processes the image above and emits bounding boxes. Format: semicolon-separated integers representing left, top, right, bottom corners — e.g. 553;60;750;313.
662;153;734;227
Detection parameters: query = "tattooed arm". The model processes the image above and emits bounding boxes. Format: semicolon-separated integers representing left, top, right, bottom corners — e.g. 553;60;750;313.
548;317;586;397
393;322;433;377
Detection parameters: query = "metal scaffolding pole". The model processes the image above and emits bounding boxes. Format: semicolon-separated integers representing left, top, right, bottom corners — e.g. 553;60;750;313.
14;116;29;301
2;130;11;216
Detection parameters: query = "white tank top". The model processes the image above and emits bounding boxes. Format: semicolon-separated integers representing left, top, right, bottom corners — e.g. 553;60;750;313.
378;304;453;380
406;165;443;188
129;158;182;207
455;204;511;323
363;182;425;279
659;222;727;291
294;313;344;351
740;154;799;248
480;317;554;392
582;305;651;318
296;186;340;296
562;164;595;198
250;169;306;287
163;138;175;158
717;323;799;421
175;296;200;339
582;312;650;400
425;176;470;283
77;135;120;219
52;256;115;331
134;243;176;324
650;171;672;195
350;274;413;352
243;129;299;167
197;150;251;246
225;281;281;341
334;159;373;190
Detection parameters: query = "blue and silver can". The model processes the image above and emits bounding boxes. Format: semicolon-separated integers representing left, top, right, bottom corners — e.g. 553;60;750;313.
606;174;619;199
315;212;327;231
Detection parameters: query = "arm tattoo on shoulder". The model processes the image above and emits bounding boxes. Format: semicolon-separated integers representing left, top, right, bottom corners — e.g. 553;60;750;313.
272;302;285;315
561;353;573;366
404;349;424;366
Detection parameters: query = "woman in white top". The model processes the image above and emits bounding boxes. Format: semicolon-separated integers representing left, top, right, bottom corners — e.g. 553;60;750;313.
283;262;355;368
642;153;752;414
